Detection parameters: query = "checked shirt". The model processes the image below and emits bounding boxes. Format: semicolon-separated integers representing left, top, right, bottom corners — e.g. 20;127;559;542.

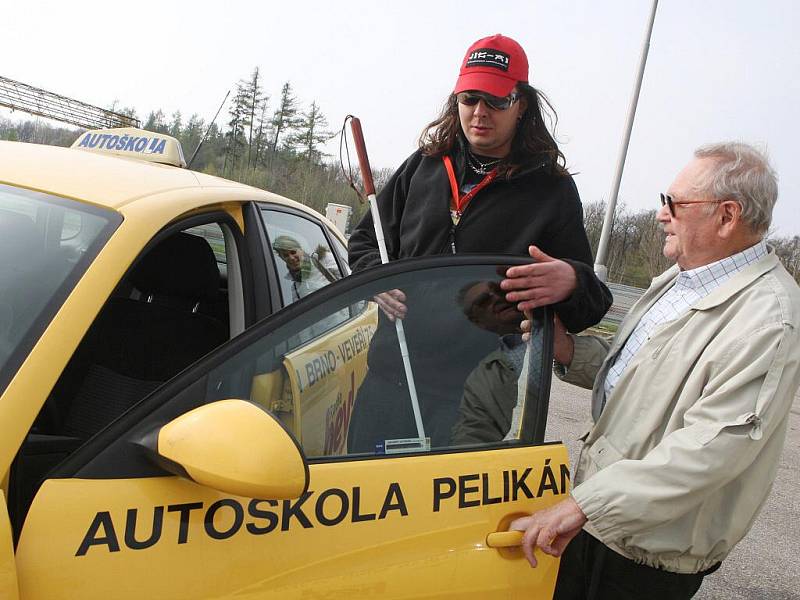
603;241;768;401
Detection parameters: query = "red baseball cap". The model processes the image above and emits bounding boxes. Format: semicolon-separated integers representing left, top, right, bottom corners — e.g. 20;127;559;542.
454;34;529;97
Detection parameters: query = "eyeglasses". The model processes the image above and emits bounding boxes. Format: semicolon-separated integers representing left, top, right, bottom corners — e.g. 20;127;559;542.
456;91;520;111
660;193;722;217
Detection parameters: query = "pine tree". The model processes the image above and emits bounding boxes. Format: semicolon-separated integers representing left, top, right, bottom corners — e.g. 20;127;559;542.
252;97;270;170
270;82;299;154
169;110;183;139
241;67;265;169
224;83;249;177
287;101;332;164
181;114;205;167
144;110;169;134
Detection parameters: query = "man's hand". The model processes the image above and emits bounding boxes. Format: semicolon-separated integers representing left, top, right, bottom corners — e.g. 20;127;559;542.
509;497;587;568
374;289;407;321
501;246;577;312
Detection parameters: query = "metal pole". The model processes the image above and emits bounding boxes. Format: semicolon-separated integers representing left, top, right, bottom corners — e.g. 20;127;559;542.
349;117;426;443
594;0;659;282
187;90;230;169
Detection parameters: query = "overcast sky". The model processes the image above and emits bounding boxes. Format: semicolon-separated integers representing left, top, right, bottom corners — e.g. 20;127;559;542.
3;0;799;235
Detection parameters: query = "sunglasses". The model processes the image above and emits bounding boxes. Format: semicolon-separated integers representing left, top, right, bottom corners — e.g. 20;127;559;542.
456;91;520;111
660;193;721;217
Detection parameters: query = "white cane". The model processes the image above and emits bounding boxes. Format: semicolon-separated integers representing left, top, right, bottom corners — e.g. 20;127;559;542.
350;117;426;443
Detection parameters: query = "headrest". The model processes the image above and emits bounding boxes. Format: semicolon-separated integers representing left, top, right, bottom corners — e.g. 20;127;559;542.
129;232;220;300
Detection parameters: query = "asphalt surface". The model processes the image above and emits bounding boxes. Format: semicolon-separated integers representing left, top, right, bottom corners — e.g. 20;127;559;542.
545;377;800;599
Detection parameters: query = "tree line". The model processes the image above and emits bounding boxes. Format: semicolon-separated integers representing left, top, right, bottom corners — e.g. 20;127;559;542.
3;72;800;288
1;67;377;223
137;68;380;221
582;201;800;287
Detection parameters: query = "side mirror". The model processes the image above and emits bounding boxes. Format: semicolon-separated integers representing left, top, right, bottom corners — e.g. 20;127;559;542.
142;399;308;499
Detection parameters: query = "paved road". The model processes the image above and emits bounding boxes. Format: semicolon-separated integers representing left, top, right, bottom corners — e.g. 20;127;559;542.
545;378;800;599
604;282;645;325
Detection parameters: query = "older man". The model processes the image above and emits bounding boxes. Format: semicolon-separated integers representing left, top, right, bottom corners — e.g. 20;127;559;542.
512;142;800;599
272;235;338;302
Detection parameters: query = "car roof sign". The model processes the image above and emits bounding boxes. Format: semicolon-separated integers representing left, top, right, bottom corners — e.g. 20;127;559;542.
71;127;187;168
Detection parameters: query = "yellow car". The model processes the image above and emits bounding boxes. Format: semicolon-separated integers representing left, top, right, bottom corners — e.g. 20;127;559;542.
0;129;569;598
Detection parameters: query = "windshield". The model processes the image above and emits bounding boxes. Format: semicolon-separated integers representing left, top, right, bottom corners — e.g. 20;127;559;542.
0;184;121;394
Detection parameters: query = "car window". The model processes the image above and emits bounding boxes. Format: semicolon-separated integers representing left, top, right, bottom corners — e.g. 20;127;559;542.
51;257;551;487
261;209;343;308
8;215;246;537
204;258;552;458
0;184;120;395
182;222;242;332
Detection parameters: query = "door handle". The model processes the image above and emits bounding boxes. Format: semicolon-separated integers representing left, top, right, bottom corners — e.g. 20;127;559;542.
486;530;523;548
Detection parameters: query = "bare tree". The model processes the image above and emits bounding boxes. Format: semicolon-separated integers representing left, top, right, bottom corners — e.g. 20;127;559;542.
770;235;800;281
581;200;606;257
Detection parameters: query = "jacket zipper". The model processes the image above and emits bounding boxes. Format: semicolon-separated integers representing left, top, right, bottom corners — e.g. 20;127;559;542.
449;207;466;254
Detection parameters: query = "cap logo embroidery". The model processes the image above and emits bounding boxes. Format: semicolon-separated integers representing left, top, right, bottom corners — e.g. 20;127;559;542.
466;49;510;71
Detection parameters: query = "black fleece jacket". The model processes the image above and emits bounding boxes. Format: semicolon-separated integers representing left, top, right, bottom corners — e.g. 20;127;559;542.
348;145;612;332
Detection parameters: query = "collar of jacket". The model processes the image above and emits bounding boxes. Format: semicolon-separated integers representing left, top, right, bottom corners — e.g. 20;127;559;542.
647;250;779;314
691;251;779;311
610;251;778;357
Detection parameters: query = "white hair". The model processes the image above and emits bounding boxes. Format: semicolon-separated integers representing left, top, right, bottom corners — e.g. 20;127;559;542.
694;142;778;235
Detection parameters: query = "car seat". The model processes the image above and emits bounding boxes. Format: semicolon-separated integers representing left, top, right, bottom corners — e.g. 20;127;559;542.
56;231;229;438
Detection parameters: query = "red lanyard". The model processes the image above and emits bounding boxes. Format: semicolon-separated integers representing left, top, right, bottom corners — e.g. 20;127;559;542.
442;155;497;224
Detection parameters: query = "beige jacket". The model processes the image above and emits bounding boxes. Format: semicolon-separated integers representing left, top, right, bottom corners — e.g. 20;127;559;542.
563;252;800;573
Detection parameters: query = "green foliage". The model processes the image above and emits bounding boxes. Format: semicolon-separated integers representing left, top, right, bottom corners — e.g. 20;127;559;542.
1;64;379;230
0;117;77;145
286;100;333;163
144;110;169;134
169;110;183;139
270;82;300;154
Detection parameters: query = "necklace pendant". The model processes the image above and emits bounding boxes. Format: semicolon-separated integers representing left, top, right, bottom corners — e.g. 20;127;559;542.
467;149;500;176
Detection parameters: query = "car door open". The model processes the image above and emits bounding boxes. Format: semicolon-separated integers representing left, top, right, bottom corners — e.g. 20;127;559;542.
14;255;567;599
